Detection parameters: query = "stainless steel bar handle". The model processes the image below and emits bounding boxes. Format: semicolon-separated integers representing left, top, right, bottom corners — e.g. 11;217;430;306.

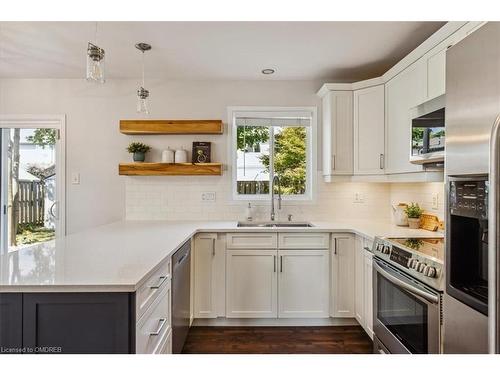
274;255;276;273
489;114;500;354
379;154;384;169
373;259;439;304
334;238;337;255
332;154;336;170
149;318;167;336
150;276;167;290
212;238;216;256
280;255;283;273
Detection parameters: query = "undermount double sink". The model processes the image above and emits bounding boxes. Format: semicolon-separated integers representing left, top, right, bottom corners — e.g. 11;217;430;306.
237;221;315;228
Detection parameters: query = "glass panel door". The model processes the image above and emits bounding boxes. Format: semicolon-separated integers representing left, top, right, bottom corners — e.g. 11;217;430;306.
377;273;429;353
0;127;62;254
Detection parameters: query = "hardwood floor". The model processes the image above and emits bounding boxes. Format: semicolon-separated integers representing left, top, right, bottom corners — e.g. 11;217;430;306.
181;325;373;354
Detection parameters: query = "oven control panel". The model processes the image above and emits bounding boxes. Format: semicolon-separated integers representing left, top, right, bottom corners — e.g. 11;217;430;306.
372;238;443;291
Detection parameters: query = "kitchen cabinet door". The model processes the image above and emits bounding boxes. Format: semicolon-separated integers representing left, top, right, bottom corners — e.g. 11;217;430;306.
0;293;23;352
354;85;385;175
331;234;355;317
322;90;353;179
278;250;330;318
385;60;427;174
193;233;219;318
22;293;132;354
363;249;374;339
226;250;278;318
427;47;446;100
354;237;365;327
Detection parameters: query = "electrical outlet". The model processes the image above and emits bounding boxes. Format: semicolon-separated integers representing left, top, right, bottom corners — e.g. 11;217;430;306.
201;192;216;202
354;192;365;203
71;172;80;185
432;193;439;210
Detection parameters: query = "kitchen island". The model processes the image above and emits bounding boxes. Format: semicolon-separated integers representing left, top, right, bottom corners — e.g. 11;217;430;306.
0;220;442;354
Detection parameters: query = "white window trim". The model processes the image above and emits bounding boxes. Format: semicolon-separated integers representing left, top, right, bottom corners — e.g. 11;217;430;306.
227;106;317;202
0;114;66;254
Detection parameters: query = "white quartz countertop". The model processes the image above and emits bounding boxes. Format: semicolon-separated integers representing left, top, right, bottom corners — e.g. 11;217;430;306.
0;220;442;293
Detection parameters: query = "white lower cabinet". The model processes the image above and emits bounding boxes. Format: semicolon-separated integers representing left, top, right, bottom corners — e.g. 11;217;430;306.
331;234;355;317
226;249;278;318
354;236;365;326
193;233;225;318
278;250;330;318
136;283;171;354
354;236;374;339
363;249;374;338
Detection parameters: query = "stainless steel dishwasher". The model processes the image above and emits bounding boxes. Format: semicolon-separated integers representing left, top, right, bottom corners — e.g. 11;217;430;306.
171;239;191;354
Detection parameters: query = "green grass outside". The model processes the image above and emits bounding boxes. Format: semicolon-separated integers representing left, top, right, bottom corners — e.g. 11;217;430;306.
16;224;55;246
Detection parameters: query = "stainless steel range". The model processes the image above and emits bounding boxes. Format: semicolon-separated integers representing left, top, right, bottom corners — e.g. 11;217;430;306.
372;237;444;354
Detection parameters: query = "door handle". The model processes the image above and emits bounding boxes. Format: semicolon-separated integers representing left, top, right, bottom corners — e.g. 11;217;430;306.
150;276;167;290
49;201;59;220
379;154;385;169
149;318;167;336
332;155;336;170
274;255;276;273
334;238;337;255
212;238;216;256
280;255;283;273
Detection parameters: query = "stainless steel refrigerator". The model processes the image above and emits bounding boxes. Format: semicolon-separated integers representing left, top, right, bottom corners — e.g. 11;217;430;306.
444;21;500;354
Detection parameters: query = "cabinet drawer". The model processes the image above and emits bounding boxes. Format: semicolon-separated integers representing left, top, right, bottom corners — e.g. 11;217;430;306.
136;258;171;320
154;327;172;354
226;233;277;249
136;284;171;354
278;233;330;249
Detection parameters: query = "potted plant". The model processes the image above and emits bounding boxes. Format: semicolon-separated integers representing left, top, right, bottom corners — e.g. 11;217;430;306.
405;203;424;229
127;142;151;162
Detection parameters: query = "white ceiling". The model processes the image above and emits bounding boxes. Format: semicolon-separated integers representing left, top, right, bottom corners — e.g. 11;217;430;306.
0;21;445;81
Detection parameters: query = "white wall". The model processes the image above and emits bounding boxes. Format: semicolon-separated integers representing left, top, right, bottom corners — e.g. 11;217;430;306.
0;78;327;232
0;78;444;231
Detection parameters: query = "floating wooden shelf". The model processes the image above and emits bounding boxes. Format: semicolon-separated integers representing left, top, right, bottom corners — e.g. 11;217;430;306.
119;162;223;176
120;120;223;135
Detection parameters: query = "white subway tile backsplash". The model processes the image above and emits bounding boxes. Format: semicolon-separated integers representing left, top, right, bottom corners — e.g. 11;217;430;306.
125;173;446;224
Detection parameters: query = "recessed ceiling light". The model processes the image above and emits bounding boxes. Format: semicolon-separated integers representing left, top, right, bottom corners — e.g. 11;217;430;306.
261;68;276;75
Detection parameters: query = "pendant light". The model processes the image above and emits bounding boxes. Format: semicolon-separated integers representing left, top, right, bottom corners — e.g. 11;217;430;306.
135;43;152;114
86;22;105;83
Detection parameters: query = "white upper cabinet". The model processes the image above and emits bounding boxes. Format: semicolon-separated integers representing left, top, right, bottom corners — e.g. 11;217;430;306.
384;59;427;174
426;46;446;100
354;85;385;175
321;90;353;180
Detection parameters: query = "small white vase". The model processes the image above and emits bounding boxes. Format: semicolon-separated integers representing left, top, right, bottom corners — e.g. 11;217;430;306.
174;148;188;163
161;148;174;163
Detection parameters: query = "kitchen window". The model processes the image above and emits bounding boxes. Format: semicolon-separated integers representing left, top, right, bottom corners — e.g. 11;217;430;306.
228;107;316;201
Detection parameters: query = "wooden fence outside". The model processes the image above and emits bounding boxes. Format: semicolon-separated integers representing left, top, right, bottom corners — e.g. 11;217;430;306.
237;181;269;195
17;180;45;226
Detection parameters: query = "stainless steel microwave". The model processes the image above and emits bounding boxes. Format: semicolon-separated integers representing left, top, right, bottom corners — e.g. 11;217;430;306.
410;94;445;165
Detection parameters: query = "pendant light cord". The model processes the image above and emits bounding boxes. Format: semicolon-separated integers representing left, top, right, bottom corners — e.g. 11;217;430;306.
141;51;145;87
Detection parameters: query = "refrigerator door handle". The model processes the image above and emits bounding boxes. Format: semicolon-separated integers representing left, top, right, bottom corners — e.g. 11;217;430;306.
489;114;500;354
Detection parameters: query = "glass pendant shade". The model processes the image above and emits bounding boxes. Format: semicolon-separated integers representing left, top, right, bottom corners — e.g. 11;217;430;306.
137;87;150;114
86;42;105;83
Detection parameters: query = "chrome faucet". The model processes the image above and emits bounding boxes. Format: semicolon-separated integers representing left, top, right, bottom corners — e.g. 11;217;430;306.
270;175;282;221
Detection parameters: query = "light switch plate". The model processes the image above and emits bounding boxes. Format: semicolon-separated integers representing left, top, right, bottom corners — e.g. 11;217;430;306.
201;192;216;202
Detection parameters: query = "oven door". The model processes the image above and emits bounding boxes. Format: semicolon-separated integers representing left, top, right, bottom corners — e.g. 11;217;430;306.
373;258;441;354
